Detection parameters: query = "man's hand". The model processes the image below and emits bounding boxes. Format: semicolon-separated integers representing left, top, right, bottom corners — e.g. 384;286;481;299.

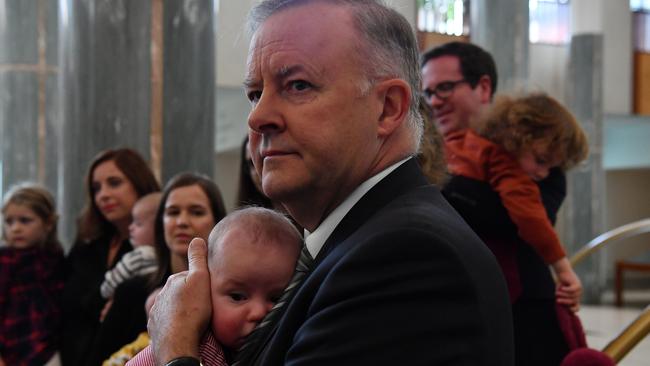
148;238;212;366
552;257;582;312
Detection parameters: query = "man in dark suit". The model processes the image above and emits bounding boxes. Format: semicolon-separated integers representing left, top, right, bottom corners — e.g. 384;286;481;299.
148;1;514;365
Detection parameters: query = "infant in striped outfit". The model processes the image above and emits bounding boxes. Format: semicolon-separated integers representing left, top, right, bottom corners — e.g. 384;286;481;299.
99;192;162;320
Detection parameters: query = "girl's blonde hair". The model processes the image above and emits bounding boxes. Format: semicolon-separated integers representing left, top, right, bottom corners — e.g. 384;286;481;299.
476;93;589;170
2;183;62;252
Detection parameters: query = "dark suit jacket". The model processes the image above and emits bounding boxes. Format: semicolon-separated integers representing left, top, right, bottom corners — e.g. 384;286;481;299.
254;159;514;365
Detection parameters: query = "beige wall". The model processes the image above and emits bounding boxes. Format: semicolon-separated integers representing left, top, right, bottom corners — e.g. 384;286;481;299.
605;169;650;260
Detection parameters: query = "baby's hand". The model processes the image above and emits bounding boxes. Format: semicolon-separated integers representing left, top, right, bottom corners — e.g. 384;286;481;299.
100;299;114;322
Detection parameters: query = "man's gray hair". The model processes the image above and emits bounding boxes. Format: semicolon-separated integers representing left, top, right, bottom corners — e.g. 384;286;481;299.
247;0;423;151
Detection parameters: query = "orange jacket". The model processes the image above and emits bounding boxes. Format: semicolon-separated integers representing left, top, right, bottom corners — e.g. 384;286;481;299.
444;129;566;264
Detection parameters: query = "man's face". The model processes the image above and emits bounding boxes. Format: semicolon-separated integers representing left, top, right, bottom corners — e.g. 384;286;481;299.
244;3;384;228
421;55;489;136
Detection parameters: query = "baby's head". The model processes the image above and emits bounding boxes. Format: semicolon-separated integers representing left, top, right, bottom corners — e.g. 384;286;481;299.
2;183;60;252
478;93;589;181
207;207;301;349
128;192;161;247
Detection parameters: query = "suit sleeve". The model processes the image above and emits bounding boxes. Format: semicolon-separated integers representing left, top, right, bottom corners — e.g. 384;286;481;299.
284;229;510;366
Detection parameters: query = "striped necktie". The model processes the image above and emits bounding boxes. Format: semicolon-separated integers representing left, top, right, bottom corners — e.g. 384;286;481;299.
232;244;314;365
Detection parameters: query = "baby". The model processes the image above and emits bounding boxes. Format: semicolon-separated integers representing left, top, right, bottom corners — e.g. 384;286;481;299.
127;206;302;366
99;193;161;321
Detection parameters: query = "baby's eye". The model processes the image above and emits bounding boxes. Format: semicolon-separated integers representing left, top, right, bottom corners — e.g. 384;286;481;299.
229;293;247;302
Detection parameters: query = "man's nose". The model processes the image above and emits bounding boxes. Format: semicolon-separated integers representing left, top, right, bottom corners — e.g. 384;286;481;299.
428;94;445;108
248;91;285;134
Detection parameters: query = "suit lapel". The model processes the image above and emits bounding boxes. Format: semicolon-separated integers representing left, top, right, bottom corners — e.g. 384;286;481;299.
315;158;428;264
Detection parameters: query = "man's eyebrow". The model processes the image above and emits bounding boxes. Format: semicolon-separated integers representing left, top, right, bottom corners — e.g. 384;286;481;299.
243;76;260;89
277;65;304;80
243;64;323;89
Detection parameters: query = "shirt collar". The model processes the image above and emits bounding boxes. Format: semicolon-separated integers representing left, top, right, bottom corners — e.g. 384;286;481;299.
304;157;411;258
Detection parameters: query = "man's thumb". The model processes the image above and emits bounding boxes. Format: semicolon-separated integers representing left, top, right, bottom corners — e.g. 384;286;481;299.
187;237;208;272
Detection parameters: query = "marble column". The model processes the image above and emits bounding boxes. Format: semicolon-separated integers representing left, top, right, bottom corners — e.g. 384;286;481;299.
58;0;153;247
161;0;216;183
0;0;58;200
470;0;529;93
57;0;217;249
564;34;605;303
572;0;632;114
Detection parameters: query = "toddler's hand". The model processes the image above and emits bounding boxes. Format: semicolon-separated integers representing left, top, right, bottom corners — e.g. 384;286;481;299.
552;257;582;312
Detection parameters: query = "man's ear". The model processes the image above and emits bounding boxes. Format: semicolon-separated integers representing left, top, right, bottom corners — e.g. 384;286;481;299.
476;75;493;103
375;78;411;138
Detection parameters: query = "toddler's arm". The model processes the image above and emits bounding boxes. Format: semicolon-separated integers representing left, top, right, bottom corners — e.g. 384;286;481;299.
552;257;582;312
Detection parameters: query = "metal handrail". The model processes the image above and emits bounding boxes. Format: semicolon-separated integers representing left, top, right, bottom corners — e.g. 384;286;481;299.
569;218;650;267
602;305;650;363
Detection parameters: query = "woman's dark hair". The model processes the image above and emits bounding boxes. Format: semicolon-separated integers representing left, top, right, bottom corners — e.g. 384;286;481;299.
76;148;160;243
235;135;273;209
151;172;227;287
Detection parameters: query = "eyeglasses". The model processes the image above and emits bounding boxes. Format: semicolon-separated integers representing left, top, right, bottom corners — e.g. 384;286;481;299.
422;79;468;101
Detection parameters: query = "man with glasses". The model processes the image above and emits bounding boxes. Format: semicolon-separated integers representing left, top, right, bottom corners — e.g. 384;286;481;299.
420;41;566;223
422;42;573;366
420;42;497;137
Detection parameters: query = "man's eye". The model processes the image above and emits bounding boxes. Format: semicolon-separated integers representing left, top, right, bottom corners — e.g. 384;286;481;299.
436;82;454;92
247;90;262;103
288;80;312;92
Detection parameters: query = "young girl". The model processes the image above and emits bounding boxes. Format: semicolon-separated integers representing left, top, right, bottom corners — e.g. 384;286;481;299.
442;93;589;366
0;184;64;366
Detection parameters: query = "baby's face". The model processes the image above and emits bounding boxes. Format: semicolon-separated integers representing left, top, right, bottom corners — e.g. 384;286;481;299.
128;202;156;246
209;228;297;349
